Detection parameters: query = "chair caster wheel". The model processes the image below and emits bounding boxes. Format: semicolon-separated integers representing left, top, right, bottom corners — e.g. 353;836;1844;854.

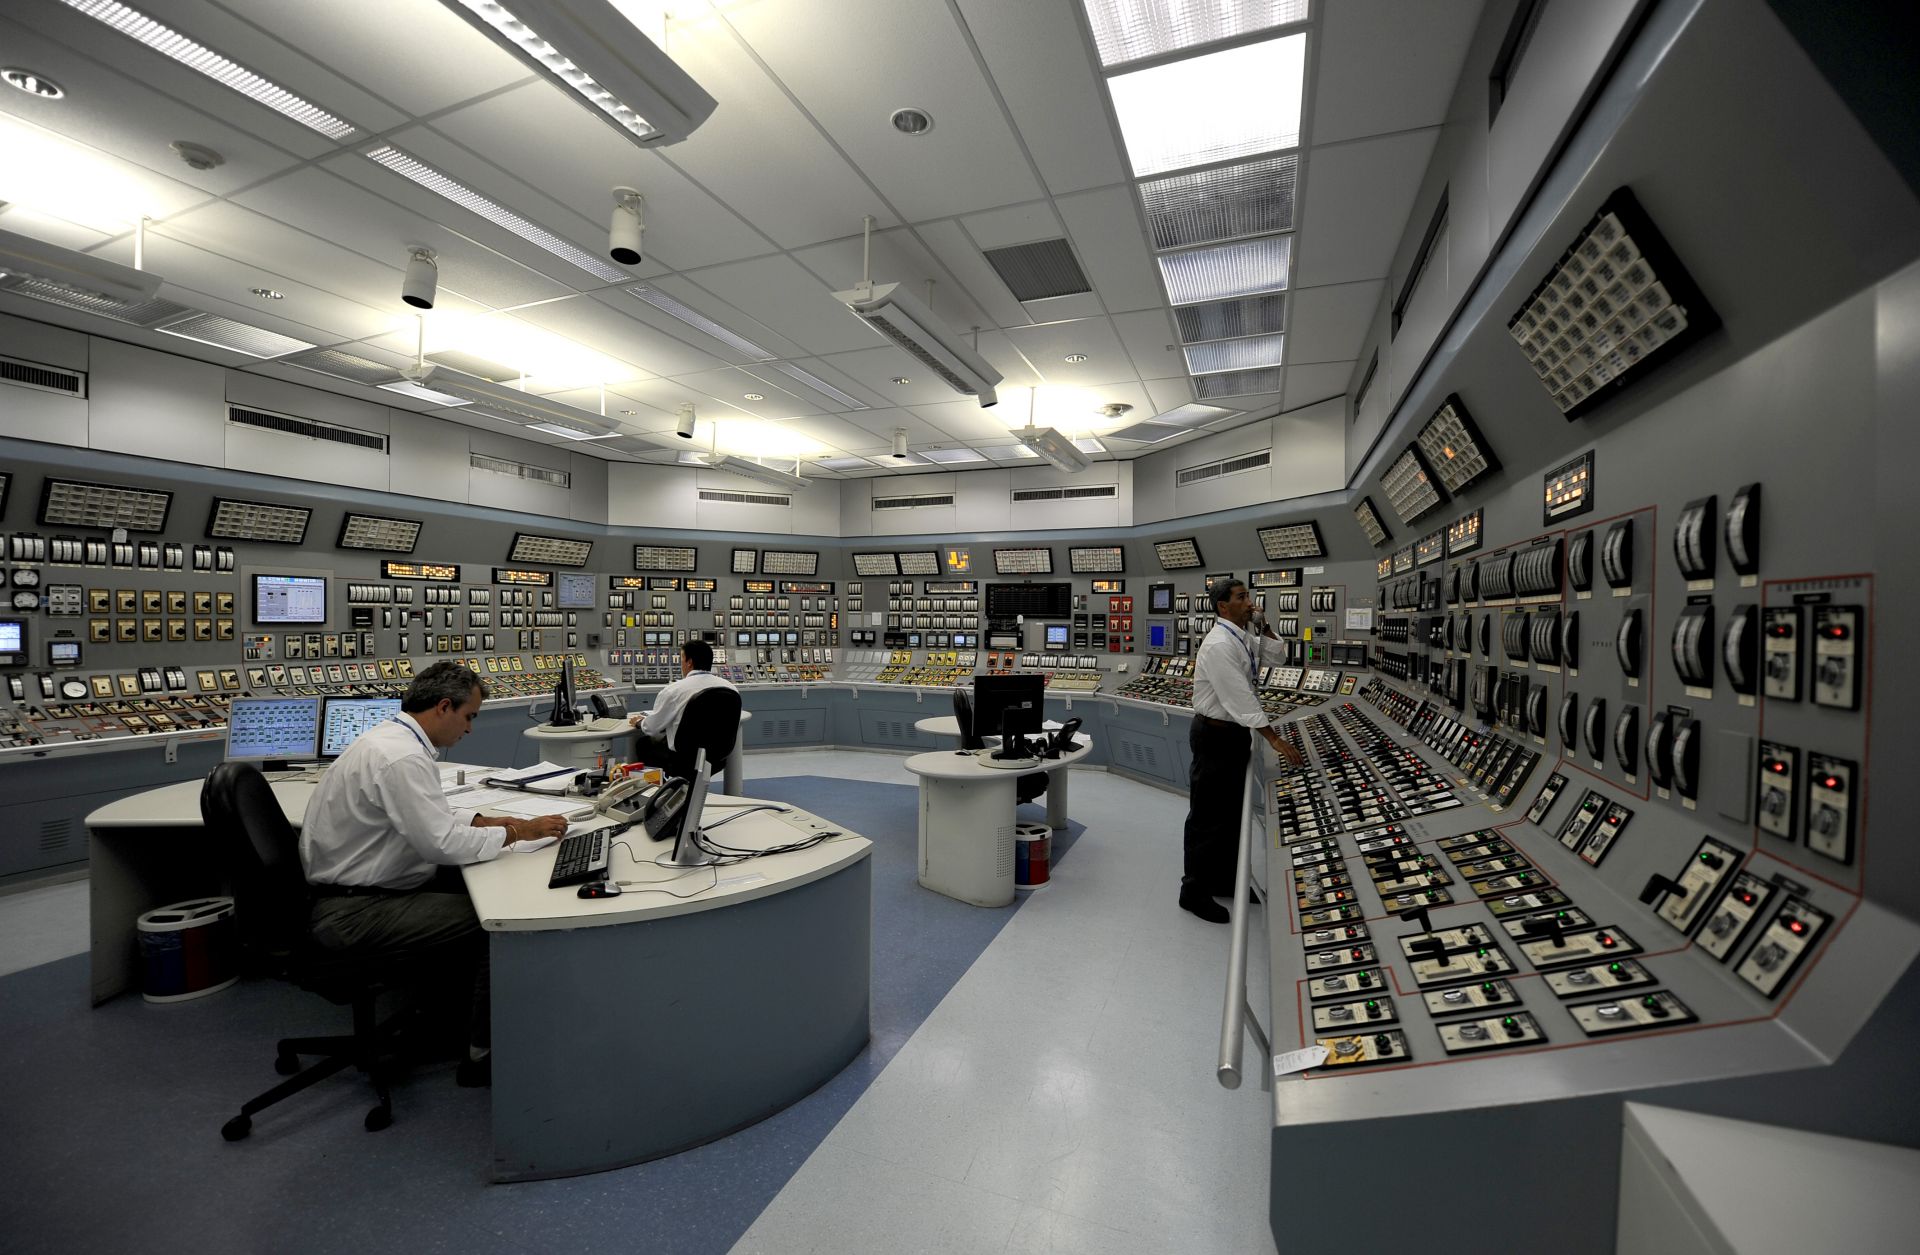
222;1115;252;1142
274;1053;300;1076
364;1105;392;1133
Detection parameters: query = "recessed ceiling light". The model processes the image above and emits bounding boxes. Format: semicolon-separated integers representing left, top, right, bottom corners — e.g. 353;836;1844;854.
1064;353;1088;363
2;68;63;99
1080;0;1310;68
250;287;283;300
890;107;934;136
743;392;764;401
891;376;911;385
1106;33;1305;177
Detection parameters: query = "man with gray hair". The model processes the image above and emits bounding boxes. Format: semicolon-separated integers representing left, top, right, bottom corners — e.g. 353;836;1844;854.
302;661;568;1083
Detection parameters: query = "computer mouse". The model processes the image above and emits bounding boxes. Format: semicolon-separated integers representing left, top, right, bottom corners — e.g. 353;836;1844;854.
576;880;623;898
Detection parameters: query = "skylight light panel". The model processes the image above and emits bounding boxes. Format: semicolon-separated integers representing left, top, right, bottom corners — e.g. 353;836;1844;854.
1147;403;1234;426
1158;234;1291;305
1107;34;1305;177
378;379;472;407
1081;0;1310;68
1139;153;1297;251
918;447;986;464
1183;332;1285;375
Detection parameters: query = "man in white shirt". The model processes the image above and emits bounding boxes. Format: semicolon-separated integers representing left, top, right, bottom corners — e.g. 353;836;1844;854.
303;662;567;1083
626;640;737;780
1181;579;1307;924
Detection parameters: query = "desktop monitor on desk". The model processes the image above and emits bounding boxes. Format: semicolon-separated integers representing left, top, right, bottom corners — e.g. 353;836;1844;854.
549;656;579;727
971;673;1044;760
318;696;402;759
225;696;322;768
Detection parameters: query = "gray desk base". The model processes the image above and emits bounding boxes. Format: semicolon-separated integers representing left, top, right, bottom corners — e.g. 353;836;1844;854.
489;856;872;1182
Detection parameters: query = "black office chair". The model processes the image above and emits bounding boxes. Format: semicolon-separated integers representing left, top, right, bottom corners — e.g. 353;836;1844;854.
201;763;438;1140
674;685;744;784
954;687;1047;805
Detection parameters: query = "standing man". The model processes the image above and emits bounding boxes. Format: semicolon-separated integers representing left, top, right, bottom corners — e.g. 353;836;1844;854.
302;661;568;1085
1180;579;1306;924
626;639;737;780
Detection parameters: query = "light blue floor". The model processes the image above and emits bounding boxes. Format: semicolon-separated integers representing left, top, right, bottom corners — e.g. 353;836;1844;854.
0;752;1278;1253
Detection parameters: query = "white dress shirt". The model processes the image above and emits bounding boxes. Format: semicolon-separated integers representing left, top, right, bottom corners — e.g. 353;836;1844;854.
1192;618;1288;728
300;712;504;890
640;669;736;748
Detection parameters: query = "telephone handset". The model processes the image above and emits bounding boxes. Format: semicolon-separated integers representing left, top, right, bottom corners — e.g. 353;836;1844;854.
594;775;652;821
593;775;693;841
1045;717;1084;759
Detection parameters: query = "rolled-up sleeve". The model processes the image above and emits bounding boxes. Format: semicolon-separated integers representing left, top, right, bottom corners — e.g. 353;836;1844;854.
374;754;506;866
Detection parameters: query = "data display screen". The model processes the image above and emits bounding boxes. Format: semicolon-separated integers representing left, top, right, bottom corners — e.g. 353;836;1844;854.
556;572;597;609
319;697;402;758
226;696;321;761
253;575;328;625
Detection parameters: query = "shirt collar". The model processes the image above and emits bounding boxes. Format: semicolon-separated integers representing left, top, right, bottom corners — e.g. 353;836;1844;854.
395;711;440;759
1217;617;1255;644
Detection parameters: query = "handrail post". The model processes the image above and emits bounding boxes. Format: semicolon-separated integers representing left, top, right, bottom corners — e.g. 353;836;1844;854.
1217;761;1264;1089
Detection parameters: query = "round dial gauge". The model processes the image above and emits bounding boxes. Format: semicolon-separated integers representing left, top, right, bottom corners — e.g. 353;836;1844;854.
11;590;39;610
11;569;41;588
59;679;88;701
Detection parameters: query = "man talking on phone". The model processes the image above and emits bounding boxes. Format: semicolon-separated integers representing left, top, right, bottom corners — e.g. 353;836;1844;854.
1179;579;1306;924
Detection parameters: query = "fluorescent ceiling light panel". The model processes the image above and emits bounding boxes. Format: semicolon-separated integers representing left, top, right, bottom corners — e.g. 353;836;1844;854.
0;226;163;309
366;145;627;283
1139;152;1298;251
987;444;1040;460
816;455;876;470
526;420;615;440
918;447;986;465
155;312;314;359
60;0;357;140
441;0;716;147
1013;426;1091;472
1081;0;1310;67
624;285;775;361
1107;34;1306;177
711;455;807;491
1073;436;1106;455
378;379;472;407
1183;332;1285;375
1175;293;1285;344
676;450;711;465
1148;402;1234;426
1159;234;1291;305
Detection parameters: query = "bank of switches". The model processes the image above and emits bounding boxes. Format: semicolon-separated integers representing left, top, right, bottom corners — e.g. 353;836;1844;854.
1115;657;1340;714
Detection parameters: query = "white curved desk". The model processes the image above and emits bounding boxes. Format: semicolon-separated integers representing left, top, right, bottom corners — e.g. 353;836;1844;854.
84;773;872;1181
903;739;1093;907
912;714;1074;830
536;710;752;794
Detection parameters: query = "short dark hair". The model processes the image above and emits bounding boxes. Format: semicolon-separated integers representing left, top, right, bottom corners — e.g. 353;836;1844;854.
401;661;488;713
1209;579;1246;611
682;640;713;671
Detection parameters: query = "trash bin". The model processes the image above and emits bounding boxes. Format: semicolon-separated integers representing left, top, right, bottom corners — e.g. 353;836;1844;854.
136;897;239;1003
1014;821;1051;888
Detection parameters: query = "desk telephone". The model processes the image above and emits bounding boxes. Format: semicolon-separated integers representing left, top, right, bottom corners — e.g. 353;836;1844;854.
595;775;692;841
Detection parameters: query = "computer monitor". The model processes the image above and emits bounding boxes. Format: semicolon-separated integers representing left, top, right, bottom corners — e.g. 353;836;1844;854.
550;656;579;727
1043;623;1069;650
318;696;402;758
225;696;321;766
0;617;25;666
971;673;1044;760
252;574;327;625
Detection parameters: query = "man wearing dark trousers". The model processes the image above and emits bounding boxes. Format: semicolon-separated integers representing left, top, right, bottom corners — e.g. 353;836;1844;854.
1180;579;1306;923
626;639;736;780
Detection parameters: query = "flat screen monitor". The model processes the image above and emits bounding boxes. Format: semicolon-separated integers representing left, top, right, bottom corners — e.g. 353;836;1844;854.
784;631;798;645
253;574;328;625
1148;583;1175;614
735;631;751;647
1148;621;1171;651
971;673;1044;752
907;632;922;648
225;696;321;763
319;696;402;758
48;639;81;668
1043;624;1069;650
0;617;25;665
555;571;596;609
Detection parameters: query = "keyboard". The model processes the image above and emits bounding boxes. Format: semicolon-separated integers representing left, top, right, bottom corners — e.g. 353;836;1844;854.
547;828;610;888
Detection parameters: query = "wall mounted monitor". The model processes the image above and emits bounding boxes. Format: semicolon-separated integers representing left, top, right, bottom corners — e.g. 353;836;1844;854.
993;547;1054;575
337;512;423;553
252;574;328;625
1148;583;1175;614
1415;395;1501;496
1256;521;1325;561
1380;446;1446;525
1068;546;1126;574
225;696;321;763
0;617;25;666
1416;530;1447;567
510;533;593;567
852;552;899;576
897;551;940;576
760;550;819;576
633;545;698;572
318;696;403;759
207;497;311;545
1392;547;1415;575
555;572;597;609
48;639;81;668
1377;556;1394;582
39;477;172;532
1044;623;1070;650
1153;538;1204;570
1353;496;1392;548
1543;450;1597;523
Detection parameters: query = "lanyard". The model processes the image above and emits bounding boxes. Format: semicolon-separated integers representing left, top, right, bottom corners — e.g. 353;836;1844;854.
1229;622;1259;680
388;715;433;756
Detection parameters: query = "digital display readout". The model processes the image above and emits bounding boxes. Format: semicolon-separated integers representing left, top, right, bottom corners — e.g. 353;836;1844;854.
491;568;552;586
381;561;460;582
1448;509;1485;555
1543;450;1596;522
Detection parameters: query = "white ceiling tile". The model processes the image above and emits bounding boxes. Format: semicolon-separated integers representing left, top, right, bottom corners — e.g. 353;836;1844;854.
682;254;889;356
0;206;110;253
790;226;998;336
1312;0;1485;146
235;165;575;310
724;0;1044;222
895;398;1012;445
1143;376;1203;416
423;82;771;274
1291;129;1441;288
1286;279;1385;364
0;113;217;240
594;289;787;373
1020;292;1105;323
673;365;828;419
154;201;409;320
1055;186;1165;313
638;273;809;360
1281;360;1358;411
782;414;896;451
513;295;721;380
1002;318;1137;387
1111;309;1186;379
137;229;391;343
954;0;1128;196
815;344;984;409
959;201;1064;250
908;220;1033;328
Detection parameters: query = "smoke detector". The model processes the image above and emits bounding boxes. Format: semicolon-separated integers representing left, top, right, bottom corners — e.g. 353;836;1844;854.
171;141;225;171
1099;403;1133;419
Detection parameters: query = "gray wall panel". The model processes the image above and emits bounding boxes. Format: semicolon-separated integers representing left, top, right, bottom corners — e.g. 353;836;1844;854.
386;408;471;504
86;338;225;467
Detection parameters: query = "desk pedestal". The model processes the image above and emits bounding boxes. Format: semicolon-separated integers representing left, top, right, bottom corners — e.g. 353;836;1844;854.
488;857;871;1181
916;775;1017;908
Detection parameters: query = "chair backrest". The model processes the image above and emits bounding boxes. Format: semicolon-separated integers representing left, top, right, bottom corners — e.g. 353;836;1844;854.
200;762;310;972
953;688;986;750
674;684;744;768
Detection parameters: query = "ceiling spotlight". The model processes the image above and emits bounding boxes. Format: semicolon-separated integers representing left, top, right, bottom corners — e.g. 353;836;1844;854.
2;68;64;99
401;247;438;310
890;107;934;136
743;393;764;401
890;376;911;385
1064;353;1088;363
676;402;697;439
250;287;283;300
609;186;644;266
892;428;909;459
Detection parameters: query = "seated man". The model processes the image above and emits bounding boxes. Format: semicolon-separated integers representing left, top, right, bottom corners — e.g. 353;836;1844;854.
626;639;737;781
301;661;568;1085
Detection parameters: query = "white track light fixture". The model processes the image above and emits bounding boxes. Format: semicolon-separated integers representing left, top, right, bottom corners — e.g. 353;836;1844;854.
676;402;697;439
401;247;438;310
609;187;644;265
892;428;909;459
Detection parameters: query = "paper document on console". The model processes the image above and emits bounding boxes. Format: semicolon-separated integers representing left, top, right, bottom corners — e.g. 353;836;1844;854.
488;794;596;822
487;760;581;792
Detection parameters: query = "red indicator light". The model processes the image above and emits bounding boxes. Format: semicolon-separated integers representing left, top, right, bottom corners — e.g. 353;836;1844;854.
1789;920;1806;934
1599;934;1616;946
1769;761;1787;773
1822;776;1840;789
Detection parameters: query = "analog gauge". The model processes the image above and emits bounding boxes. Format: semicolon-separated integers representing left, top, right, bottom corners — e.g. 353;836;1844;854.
59;679;88;701
12;590;39;610
11;568;41;588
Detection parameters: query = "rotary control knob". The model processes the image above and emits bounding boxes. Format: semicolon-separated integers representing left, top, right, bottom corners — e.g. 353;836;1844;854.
1333;1039;1362;1057
1596;1003;1626;1019
1458;1023;1488;1040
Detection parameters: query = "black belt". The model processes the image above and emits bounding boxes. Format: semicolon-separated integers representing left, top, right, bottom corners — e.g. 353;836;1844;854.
1196;714;1246;730
311;883;416;899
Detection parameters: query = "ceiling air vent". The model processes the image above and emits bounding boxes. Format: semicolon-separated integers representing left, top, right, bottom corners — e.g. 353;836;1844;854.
698;488;792;507
982;238;1092;301
281;347;403;386
470;452;571;488
1104;421;1185;444
1010;484;1119;503
156;312;313;358
872;493;955;510
1176;450;1270;486
1195;367;1282;399
0;353;85;398
227;405;387;452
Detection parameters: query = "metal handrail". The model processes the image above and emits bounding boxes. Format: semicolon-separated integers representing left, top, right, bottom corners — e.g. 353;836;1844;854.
1217;761;1271;1090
